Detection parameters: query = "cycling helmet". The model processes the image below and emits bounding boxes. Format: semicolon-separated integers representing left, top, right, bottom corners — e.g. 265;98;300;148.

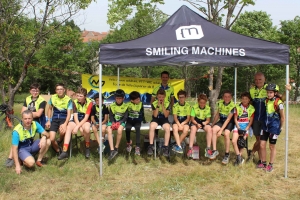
114;89;125;97
266;83;279;92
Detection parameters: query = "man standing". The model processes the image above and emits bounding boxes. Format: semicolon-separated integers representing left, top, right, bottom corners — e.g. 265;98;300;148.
248;72;267;165
12;110;51;174
151;71;175;107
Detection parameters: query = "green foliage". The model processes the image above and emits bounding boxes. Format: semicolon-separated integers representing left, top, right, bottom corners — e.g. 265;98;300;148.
280;16;300;100
222;11;285;96
0;0;94;105
107;0;164;29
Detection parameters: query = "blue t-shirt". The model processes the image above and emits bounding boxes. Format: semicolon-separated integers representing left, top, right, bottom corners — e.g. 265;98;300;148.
12;122;45;146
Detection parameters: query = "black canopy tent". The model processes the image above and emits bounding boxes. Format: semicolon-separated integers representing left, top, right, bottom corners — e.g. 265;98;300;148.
98;5;290;176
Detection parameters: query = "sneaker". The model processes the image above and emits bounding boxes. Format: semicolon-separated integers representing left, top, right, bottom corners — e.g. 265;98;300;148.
135;147;141;156
97;143;106;154
35;160;45;167
162;146;169;157
266;164;273;172
108;150;118;160
126;141;132;153
222;155;230;165
205;148;212;158
257;163;266;169
172;145;183;154
147;145;154;156
246;153;254;163
209;150;219;160
57;151;69;160
5;158;14;168
57;146;62;156
85;148;90;158
234;156;244;166
187;149;193;158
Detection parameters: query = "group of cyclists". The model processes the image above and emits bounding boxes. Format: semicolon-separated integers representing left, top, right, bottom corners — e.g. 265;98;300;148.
5;71;289;174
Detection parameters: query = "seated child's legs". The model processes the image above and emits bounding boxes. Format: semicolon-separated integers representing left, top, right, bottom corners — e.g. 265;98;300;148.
125;121;133;143
231;131;239;155
203;125;212;148
172;124;181;146
223;129;231;153
189;125;197;149
162;122;170;146
180;125;189;143
211;124;221;150
106;126;114;151
115;124;125;148
82;122;91;148
133;122;141;147
149;121;158;144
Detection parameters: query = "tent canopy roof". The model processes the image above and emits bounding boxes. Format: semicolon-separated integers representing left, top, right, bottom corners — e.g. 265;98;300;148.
99;5;289;67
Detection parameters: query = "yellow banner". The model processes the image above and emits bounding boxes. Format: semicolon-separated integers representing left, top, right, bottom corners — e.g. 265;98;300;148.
82;74;184;96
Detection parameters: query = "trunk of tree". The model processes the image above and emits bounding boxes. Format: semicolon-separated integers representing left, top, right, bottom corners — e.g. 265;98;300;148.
208;66;224;119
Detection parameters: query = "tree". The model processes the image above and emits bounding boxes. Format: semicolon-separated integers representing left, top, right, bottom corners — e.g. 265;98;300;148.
225;11;284;96
104;1;167;78
0;0;93;108
280;16;300;101
183;0;255;115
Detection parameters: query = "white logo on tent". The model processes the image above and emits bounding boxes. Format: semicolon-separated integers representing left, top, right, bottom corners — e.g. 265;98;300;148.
176;25;204;40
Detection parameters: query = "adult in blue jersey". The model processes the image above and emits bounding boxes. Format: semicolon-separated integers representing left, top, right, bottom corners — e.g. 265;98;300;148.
45;83;72;156
248;72;267;163
5;83;46;167
12;110;51;174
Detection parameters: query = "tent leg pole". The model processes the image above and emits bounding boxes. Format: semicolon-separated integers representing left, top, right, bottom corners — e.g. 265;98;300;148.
99;64;103;177
118;67;120;89
285;65;289;178
234;67;237;104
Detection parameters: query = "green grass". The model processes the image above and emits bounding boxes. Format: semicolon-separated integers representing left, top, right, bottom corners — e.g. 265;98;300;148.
1;104;300;199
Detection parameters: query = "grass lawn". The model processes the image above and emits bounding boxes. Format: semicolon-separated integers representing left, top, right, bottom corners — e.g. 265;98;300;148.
0;103;300;199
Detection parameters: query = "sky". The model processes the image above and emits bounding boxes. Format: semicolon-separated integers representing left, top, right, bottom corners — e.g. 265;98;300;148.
76;0;300;33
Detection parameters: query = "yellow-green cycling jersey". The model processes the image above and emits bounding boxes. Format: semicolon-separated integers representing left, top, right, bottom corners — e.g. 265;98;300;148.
235;104;255;120
250;84;268;121
152;84;174;102
109;102;129;123
191;104;211;121
49;94;72;119
217;100;235;121
127;102;145;121
74;98;92;120
263;97;283;135
173;102;191;122
14;122;38;142
152;100;170;119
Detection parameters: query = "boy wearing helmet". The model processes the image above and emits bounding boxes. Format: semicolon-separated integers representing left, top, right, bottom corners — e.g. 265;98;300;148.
258;84;285;172
107;89;129;160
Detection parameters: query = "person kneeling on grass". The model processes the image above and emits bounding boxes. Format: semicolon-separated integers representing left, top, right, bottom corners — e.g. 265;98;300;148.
188;93;213;158
12;110;51;174
258;84;285;172
125;91;146;156
58;87;94;160
148;88;171;157
91;94;109;154
210;90;235;164
232;92;255;166
107;89;129;160
171;90;191;154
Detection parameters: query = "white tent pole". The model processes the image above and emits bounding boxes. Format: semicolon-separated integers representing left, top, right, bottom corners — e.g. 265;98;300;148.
117;67;120;89
99;64;103;176
234;67;237;104
285;64;289;178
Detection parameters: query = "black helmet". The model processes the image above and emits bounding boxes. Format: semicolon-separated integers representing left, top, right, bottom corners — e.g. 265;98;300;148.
266;83;279;92
115;89;125;97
